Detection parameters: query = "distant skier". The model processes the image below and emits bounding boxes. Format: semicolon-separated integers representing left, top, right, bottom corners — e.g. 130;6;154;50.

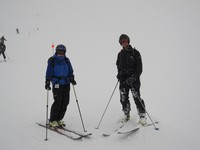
116;34;147;125
0;40;6;61
16;28;19;34
45;44;77;128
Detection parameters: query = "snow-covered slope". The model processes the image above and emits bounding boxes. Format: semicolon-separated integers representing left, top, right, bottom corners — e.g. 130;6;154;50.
1;0;200;150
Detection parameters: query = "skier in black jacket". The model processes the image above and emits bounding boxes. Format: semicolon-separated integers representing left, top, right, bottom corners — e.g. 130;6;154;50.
116;34;146;125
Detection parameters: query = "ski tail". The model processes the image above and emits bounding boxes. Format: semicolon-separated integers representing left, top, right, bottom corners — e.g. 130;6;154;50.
36;122;82;140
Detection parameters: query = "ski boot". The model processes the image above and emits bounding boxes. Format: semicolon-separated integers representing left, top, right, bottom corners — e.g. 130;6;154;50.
58;120;66;127
49;121;59;128
121;114;130;123
122;107;131;123
139;113;147;126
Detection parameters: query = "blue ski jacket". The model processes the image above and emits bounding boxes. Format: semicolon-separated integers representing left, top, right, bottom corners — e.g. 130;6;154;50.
45;55;74;85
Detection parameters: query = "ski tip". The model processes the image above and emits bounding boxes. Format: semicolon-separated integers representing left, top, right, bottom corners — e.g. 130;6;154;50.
81;132;93;137
75;137;83;140
87;133;93;136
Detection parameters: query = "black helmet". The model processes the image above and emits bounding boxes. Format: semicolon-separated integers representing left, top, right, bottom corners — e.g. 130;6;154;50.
119;34;130;45
55;44;66;54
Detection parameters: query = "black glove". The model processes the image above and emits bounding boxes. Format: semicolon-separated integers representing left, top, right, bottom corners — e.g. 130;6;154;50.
126;75;136;85
70;76;77;85
45;80;51;90
116;73;121;81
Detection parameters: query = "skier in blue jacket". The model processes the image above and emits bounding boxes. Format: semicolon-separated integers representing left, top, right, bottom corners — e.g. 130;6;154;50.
45;44;76;128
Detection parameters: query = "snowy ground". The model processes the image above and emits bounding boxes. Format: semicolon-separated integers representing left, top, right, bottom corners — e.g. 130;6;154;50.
1;0;200;150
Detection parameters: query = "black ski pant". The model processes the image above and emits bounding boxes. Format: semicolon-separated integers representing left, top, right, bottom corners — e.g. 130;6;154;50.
50;84;70;122
0;52;6;59
119;80;146;115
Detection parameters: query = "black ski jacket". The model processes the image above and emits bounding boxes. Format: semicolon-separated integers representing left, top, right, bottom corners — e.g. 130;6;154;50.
0;43;6;53
116;45;143;81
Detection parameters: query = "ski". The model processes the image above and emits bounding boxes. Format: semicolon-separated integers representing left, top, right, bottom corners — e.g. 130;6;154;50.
117;125;140;134
103;121;159;136
59;126;92;137
102;121;126;137
36;123;82;140
144;121;159;127
117;121;159;134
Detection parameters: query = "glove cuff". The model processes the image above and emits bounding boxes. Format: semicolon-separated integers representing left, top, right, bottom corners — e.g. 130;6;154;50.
45;80;50;83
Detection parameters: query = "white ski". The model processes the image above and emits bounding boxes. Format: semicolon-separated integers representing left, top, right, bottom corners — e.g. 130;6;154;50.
117;125;140;134
102;122;126;137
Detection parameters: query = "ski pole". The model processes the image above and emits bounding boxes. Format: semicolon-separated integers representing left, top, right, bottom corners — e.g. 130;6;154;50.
72;85;87;132
96;81;119;129
45;90;49;141
131;86;159;130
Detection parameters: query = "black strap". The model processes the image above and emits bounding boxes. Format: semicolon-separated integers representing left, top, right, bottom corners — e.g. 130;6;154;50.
52;76;68;80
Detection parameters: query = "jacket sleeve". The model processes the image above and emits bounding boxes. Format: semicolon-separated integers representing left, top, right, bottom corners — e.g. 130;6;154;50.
66;58;74;77
116;52;121;74
3;44;6;51
45;58;53;81
134;51;143;78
